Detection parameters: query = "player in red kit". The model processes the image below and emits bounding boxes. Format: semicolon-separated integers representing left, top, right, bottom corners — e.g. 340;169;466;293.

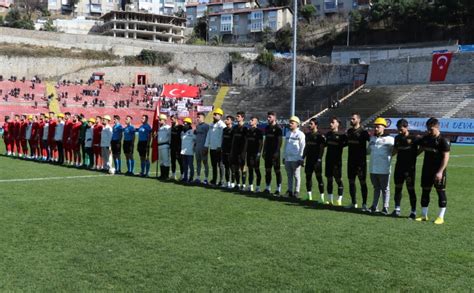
70;114;83;167
19;115;28;158
13;115;21;156
48;112;57;162
63;112;73;165
2;116;12;155
92;116;103;169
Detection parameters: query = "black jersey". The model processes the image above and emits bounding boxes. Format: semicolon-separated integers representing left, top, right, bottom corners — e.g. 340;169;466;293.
221;126;233;153
231;124;247;155
170;123;183;150
246;127;263;155
347;127;370;164
325;131;347;164
264;123;283;156
304;132;326;163
394;134;419;170
420;134;450;170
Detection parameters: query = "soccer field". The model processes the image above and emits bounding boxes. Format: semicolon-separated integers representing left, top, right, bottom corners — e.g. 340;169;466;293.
0;144;472;291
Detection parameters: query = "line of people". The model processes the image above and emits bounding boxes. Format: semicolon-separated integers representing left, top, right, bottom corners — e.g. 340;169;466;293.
1;110;450;224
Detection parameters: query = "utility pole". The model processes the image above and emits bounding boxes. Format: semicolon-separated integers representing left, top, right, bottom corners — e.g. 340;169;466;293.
346;14;350;47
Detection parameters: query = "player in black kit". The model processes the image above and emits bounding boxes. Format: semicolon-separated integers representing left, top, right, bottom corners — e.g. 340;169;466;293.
324;117;347;206
346;113;370;210
221;115;234;188
392;118;419;219
417;118;450;225
230;111;247;190
170;115;183;180
245;116;263;192
302;118;325;202
263;111;283;195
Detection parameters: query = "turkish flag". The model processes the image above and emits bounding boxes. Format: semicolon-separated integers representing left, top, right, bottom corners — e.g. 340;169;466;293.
430;52;453;82
161;84;200;98
151;103;160;163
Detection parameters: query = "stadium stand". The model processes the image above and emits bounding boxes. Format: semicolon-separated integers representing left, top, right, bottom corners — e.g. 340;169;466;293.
220;85;349;120
314;83;474;129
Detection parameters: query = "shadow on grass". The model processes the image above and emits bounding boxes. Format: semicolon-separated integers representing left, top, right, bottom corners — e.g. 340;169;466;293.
1;154;407;220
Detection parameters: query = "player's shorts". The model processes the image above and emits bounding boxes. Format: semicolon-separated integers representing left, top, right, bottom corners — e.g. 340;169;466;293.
111;140;121;155
347;161;367;180
246;153;260;168
231;153;245;168
325;161;342;178
222;152;231;166
71;141;80;152
421;168;447;190
123;140;134;155
48;139;57;149
93;145;101;156
264;154;280;170
394;165;416;186
137;141;148;157
305;160;322;174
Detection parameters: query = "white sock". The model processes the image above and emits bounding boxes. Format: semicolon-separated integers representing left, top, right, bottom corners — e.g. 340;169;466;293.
265;185;271;190
249;184;253;191
395;206;401;211
438;208;446;219
329;194;334;201
307;191;312;200
422;207;428;217
277;184;281;192
338;195;343;201
320;193;325;202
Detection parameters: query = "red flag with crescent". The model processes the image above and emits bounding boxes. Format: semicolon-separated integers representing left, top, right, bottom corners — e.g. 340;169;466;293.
430;52;453;82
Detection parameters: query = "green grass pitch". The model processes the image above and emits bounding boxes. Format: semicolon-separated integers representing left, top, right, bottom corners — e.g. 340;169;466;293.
0;143;472;291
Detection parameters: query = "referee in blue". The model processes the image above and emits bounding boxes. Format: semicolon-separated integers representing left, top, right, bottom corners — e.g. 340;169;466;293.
137;115;152;177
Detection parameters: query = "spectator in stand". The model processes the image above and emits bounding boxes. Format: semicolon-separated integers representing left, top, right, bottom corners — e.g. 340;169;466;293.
283;116;306;198
204;108;226;186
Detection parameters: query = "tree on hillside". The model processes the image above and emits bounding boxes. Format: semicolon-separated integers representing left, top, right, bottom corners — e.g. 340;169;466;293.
300;4;316;23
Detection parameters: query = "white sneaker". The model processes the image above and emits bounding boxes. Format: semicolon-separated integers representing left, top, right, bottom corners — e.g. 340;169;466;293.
345;203;358;209
361;204;368;212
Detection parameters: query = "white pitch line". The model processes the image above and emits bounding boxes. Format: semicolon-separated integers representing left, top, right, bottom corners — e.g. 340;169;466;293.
0;174;108;183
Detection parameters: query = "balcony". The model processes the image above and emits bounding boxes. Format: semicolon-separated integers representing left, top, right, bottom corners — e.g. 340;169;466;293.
90;3;102;13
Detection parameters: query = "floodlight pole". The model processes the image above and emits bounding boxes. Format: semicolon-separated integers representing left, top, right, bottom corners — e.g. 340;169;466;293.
290;0;298;117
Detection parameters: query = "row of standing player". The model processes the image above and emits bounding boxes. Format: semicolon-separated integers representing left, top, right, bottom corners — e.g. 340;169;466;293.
2;110;450;224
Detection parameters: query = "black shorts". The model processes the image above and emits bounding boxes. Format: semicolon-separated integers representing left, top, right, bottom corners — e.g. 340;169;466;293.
246;154;260;168
111;140;121;155
394;165;416;186
231;153;245;168
347;161;367;180
264;154;280;170
137;141;148;157
123;140;134;155
421;168;447;189
305;160;322;174
325;161;342;178
222;152;231;167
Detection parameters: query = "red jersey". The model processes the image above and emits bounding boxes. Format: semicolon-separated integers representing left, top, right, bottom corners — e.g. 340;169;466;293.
92;124;103;145
2;122;8;138
63;119;73;142
30;122;39;140
48;119;57;141
13;121;20;139
19;121;27;140
38;120;45;139
70;122;82;144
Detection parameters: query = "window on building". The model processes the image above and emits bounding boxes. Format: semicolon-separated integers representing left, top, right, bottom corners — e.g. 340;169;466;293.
223;2;233;10
221;23;232;31
268;20;277;30
251;11;263;20
267;11;277;18
221;14;232;23
234;15;239;21
250;21;262;32
210;16;216;22
337;2;343;8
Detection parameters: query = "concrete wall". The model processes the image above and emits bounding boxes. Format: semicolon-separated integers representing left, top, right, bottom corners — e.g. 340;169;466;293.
0;27;255;80
0;56;119;79
0;55;210;84
232;60;367;87
366;52;474;85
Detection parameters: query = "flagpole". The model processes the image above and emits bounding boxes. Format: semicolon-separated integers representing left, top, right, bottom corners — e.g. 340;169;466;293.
291;0;298;117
